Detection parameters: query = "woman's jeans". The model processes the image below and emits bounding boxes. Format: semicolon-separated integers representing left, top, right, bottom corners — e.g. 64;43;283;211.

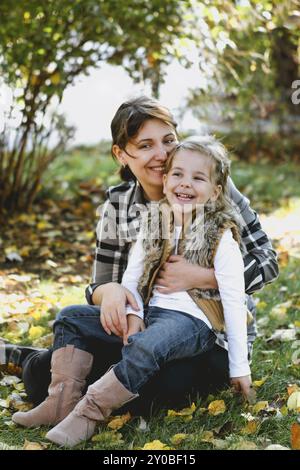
22;304;230;415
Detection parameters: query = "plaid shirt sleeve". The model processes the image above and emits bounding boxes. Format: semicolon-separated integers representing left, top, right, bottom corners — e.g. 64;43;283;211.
229;178;279;294
85;196;131;305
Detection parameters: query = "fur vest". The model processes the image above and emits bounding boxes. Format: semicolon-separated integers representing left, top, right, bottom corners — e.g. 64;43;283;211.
137;199;248;332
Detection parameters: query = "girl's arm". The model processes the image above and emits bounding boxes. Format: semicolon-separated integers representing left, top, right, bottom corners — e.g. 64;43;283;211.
214;229;251;381
121;229;146;320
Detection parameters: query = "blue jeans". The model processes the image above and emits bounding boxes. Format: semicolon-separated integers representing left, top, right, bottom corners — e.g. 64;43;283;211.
114;306;216;394
53;305;216;395
53;304;122;352
42;304;229;414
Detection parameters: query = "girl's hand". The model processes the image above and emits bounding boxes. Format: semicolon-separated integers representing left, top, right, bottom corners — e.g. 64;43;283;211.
100;283;139;337
155;255;217;293
123;314;145;346
230;375;255;402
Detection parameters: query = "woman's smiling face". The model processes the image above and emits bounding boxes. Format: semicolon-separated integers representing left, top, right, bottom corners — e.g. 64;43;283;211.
113;118;177;200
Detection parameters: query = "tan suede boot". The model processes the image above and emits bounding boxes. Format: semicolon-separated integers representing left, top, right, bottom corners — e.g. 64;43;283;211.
12;345;93;427
46;368;138;447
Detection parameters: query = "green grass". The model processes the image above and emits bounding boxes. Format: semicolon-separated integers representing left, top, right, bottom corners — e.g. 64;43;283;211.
1;257;299;450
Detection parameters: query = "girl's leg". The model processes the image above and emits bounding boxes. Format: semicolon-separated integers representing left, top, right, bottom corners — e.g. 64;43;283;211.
124;343;229;415
113;307;216;394
46;308;216;447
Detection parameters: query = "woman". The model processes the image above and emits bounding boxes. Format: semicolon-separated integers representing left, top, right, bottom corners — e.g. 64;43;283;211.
10;96;278;427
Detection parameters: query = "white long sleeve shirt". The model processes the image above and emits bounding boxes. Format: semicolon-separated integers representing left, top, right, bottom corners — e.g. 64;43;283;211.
122;227;250;378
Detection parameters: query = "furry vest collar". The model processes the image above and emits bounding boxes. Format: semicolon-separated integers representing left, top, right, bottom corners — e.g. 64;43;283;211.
137;199;242;332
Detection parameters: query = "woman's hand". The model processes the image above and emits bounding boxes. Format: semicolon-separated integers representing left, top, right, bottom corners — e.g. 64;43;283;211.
155;255;218;294
230;375;255;402
100;283;139;337
123;314;145;346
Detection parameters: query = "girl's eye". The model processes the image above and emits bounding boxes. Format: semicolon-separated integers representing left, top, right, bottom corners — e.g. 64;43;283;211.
194;177;205;181
172;172;181;177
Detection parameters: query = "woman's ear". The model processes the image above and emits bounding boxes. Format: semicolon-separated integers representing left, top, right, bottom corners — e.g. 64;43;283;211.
112;144;126;167
210;184;222;202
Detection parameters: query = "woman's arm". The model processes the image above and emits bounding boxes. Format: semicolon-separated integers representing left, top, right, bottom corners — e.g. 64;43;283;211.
85;199;130;305
229;177;279;293
85;196;140;337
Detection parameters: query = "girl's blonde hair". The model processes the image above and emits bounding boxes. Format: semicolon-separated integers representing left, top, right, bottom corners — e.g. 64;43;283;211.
165;135;232;211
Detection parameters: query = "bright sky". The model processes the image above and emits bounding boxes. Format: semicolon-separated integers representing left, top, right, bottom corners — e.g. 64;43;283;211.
60;59;207;145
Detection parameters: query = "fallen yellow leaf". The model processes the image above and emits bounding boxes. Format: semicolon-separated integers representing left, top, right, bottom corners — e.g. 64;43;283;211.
252;401;268;414
211;438;228;449
170;433;188;445
287;384;300;396
200;430;214;442
28;326;45;341
23;440;45;450
107;412;131;430
253;376;268;387
270;301;291;321
287;391;300;411
279;406;288;417
167;402;196;418
240;420;258;435
141;440;172;450
232;440;258;450
256;301;267;309
208;400;226;416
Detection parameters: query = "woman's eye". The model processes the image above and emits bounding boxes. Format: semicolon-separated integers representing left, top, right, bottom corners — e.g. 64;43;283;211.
140;144;151;149
165;139;175;145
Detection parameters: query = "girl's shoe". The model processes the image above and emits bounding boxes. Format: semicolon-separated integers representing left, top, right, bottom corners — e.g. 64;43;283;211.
46;369;138;447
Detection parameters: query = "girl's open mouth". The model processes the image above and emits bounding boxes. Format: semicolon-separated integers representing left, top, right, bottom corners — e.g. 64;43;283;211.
175;192;194;202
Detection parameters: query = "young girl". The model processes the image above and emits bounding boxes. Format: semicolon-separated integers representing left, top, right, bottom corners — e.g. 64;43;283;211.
45;136;252;447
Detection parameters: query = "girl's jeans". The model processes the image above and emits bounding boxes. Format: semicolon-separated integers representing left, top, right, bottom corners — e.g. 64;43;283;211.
53;305;216;394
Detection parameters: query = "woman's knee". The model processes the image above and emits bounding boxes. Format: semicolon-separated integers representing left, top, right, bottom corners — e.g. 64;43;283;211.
55;304;98;323
55;305;83;322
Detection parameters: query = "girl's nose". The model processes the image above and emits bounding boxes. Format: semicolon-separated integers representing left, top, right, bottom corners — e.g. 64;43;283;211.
180;180;191;188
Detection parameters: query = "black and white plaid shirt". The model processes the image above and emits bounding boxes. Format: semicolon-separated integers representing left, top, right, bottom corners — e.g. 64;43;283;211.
86;178;279;355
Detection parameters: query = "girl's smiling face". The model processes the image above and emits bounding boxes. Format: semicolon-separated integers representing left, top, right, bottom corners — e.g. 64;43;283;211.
163;149;222;218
